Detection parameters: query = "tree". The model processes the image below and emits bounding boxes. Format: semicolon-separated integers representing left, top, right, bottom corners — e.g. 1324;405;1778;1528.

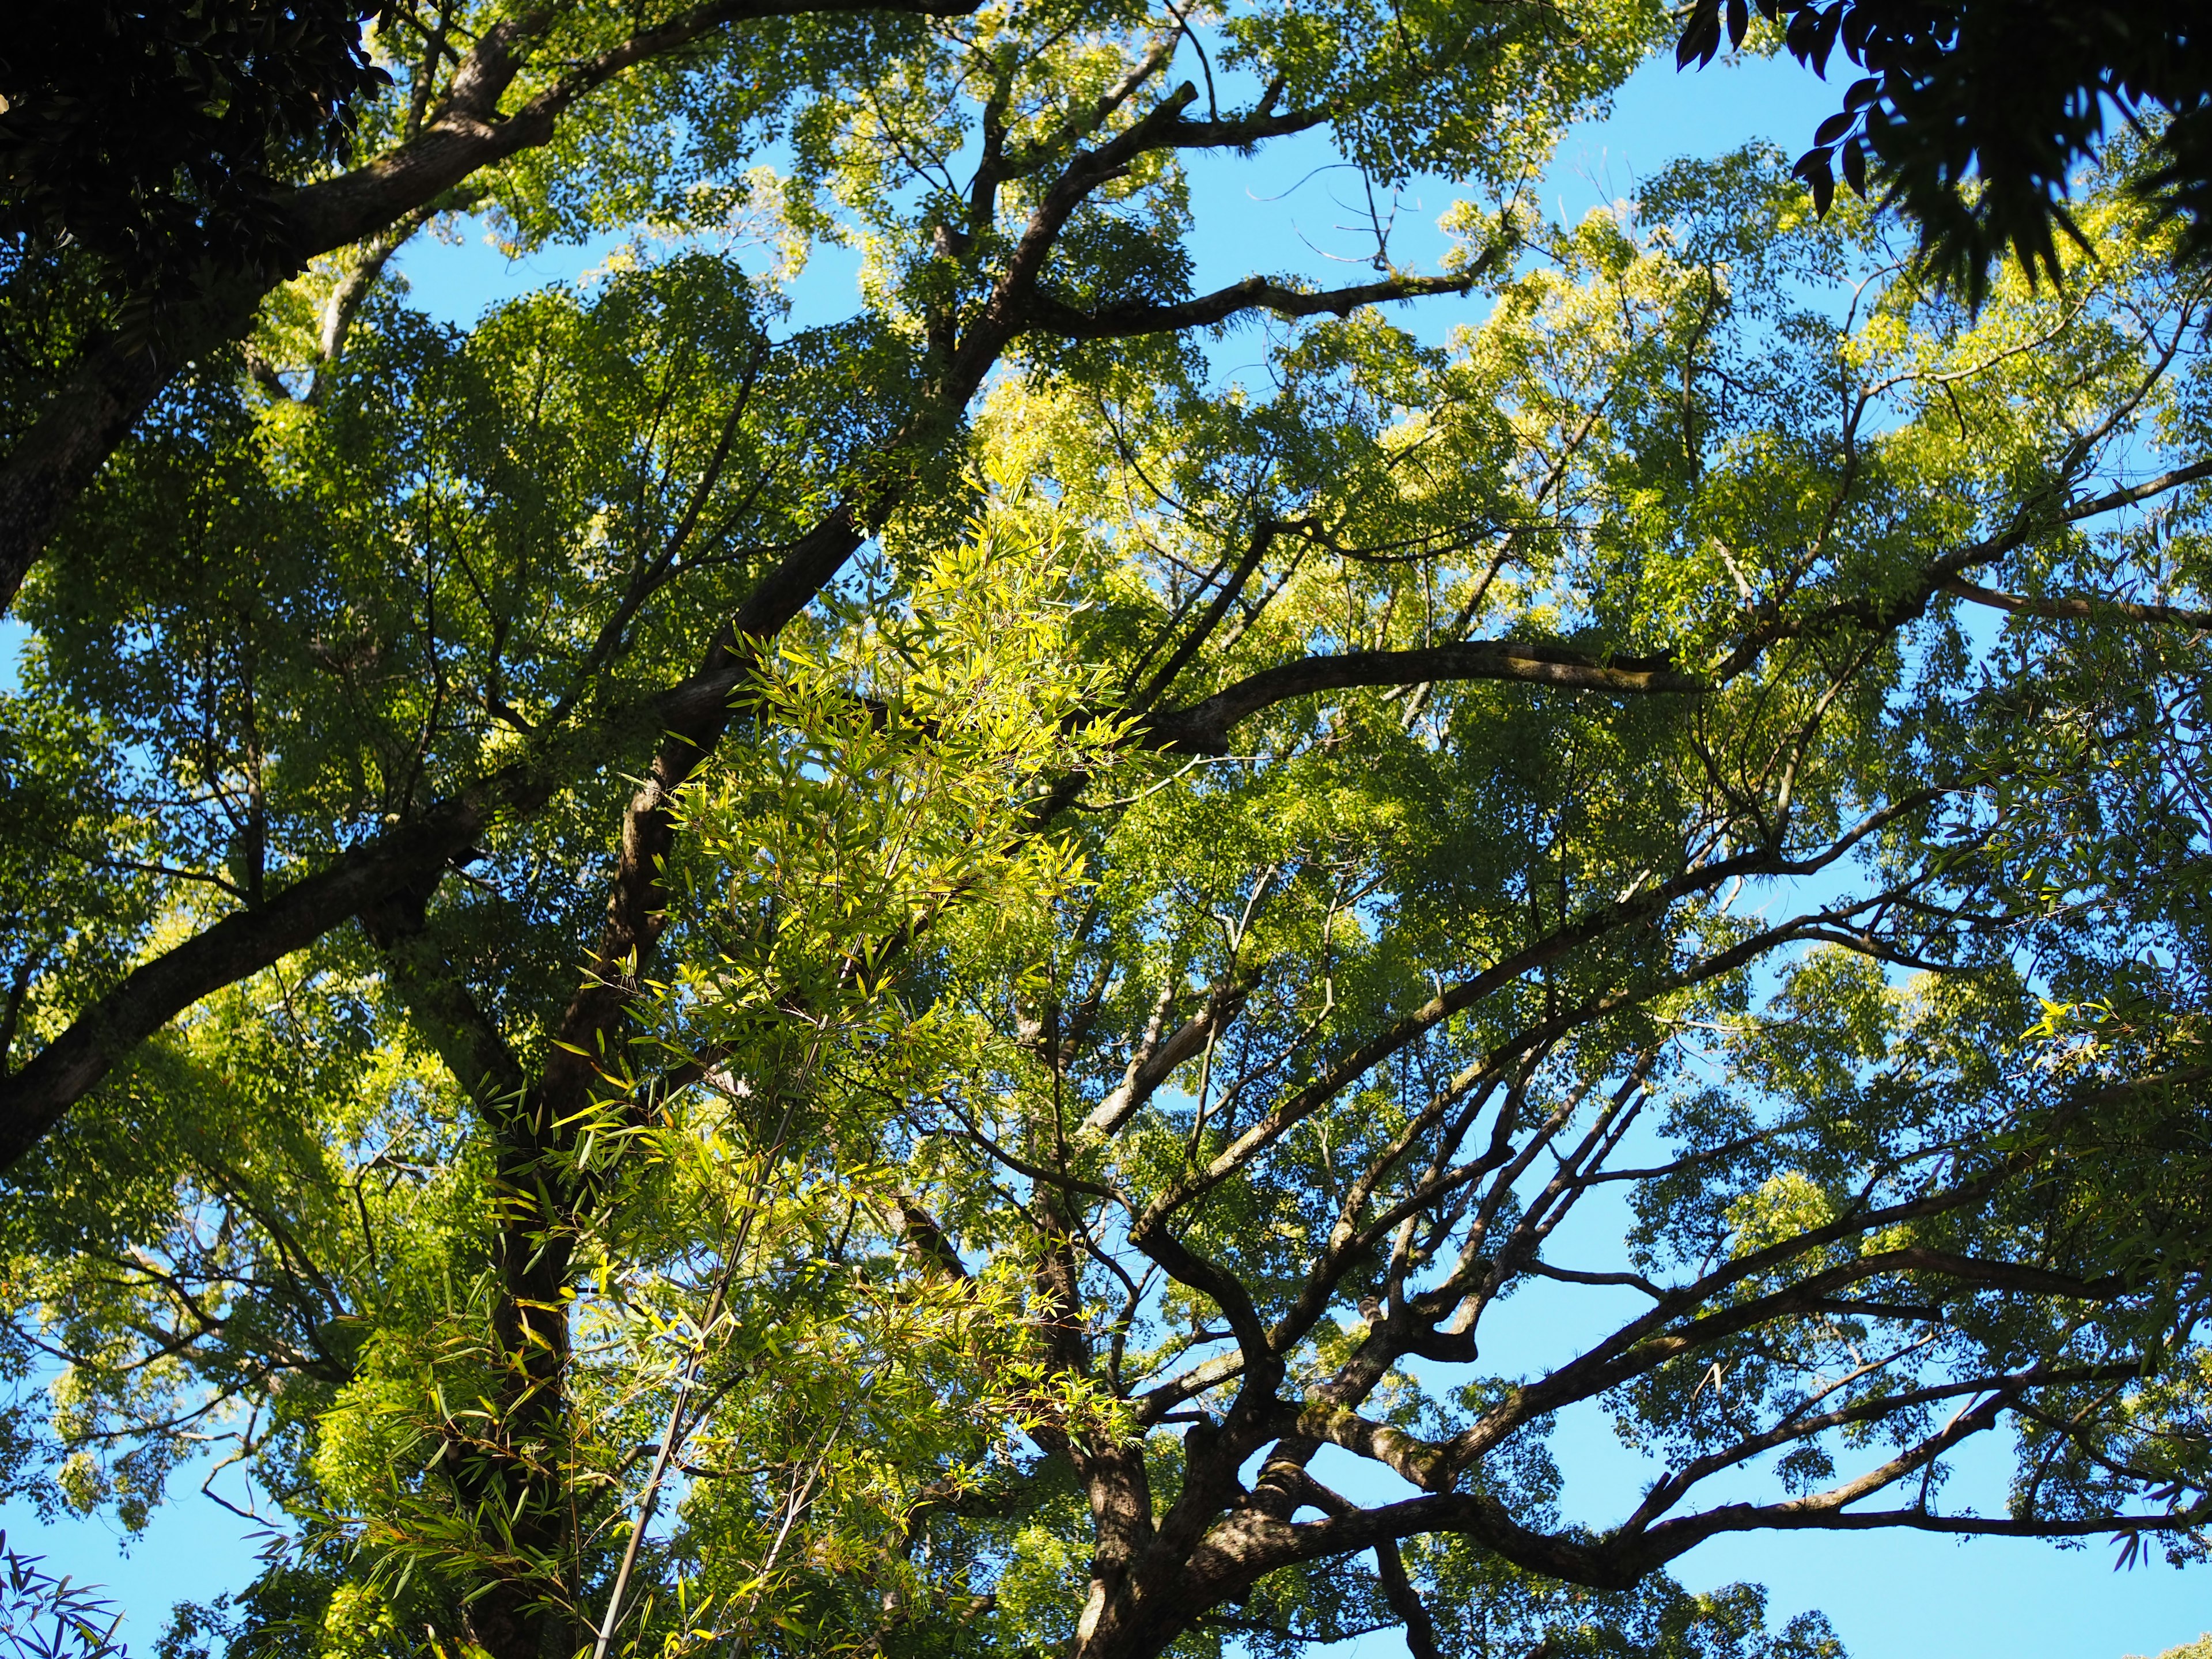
0;1;394;303
3;8;2212;1659
0;0;401;603
0;0;980;615
1675;0;2212;302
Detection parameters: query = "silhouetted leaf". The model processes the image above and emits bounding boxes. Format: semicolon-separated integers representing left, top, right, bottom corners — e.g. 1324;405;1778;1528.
1840;135;1868;195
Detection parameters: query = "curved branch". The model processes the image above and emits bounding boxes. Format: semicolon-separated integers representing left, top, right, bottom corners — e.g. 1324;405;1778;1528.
1138;642;1707;755
0;797;497;1167
0;588;783;1167
1024;270;1479;344
287;0;989;255
1373;1537;1443;1659
1941;574;2212;630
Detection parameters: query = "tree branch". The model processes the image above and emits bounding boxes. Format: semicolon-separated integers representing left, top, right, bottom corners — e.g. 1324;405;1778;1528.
1024;270;1479;343
0;584;798;1167
1138;642;1707;755
357;878;528;1104
1941;573;2212;630
1373;1537;1443;1659
1713;454;2212;680
0;0;986;613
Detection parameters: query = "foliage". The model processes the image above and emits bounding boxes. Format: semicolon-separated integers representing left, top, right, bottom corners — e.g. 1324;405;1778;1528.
0;1531;125;1659
0;1;392;300
2;5;2212;1659
1675;0;2212;302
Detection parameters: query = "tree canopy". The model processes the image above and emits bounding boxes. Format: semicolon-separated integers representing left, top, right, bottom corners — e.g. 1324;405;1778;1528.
3;4;2212;1658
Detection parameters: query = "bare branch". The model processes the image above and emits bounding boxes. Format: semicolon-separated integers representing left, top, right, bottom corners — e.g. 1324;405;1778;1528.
1139;642;1707;755
1024;270;1479;344
1942;574;2212;630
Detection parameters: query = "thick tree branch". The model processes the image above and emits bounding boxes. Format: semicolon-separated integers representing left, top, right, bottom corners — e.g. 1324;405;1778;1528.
946;80;1205;393
1081;980;1248;1138
1138;642;1707;755
1188;1488;1637;1605
0;590;788;1167
0;798;499;1168
292;0;987;255
1170;1388;2205;1626
308;202;446;403
0;319;198;618
1941;574;2212;630
1024;270;1479;343
533;506;866;1123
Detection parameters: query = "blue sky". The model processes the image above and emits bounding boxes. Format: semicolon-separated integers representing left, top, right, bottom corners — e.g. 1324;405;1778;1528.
8;38;2211;1659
